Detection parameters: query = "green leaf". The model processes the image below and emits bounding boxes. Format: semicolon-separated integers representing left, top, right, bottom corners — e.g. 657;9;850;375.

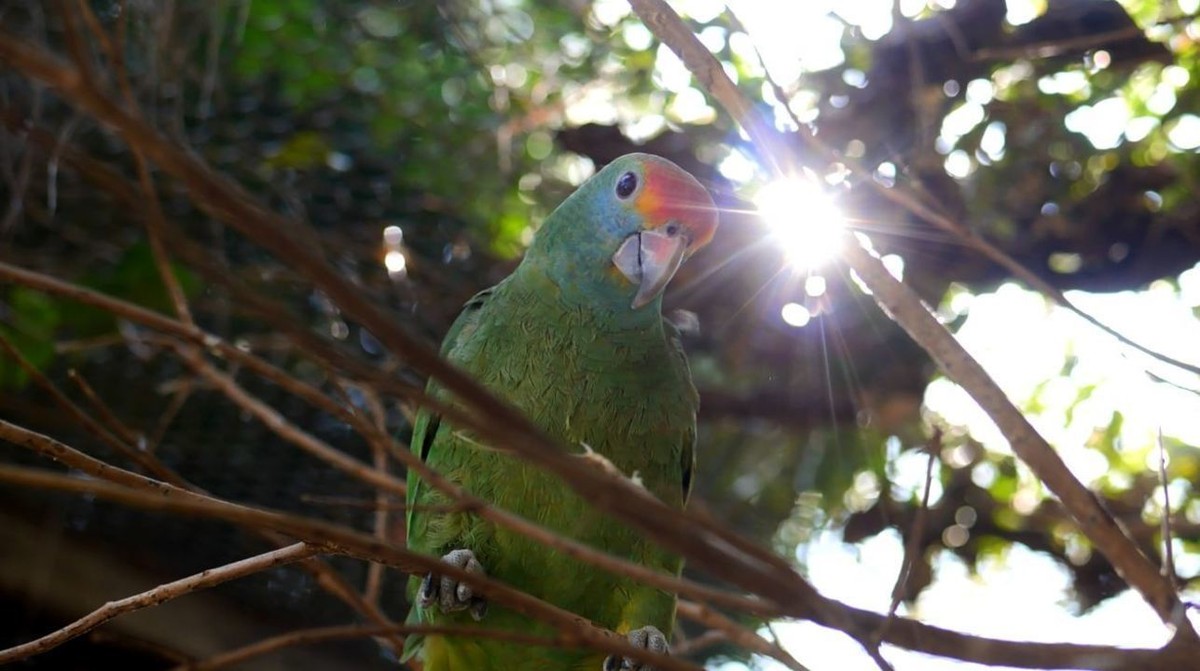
0;288;62;389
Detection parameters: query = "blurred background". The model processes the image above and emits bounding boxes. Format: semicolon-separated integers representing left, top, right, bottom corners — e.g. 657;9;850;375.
2;0;1200;669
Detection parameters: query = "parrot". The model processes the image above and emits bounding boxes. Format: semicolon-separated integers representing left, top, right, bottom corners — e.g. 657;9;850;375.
402;153;718;671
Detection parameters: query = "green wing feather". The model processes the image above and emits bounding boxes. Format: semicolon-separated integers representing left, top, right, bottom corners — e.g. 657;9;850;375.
401;286;495;664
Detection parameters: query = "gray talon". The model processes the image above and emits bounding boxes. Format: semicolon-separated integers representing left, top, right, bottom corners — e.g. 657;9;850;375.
603;625;668;671
419;548;487;620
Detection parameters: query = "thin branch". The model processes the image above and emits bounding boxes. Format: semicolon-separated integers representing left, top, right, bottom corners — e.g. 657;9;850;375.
671;629;726;657
970;12;1199;62
1158;427;1175;580
629;0;786;176
0;332;174;480
161;339;409;498
173;623;575;671
75;0;196;335
677;600;808;671
67;368;144;447
876;432;940;645
355;383;392;605
0;543;321;664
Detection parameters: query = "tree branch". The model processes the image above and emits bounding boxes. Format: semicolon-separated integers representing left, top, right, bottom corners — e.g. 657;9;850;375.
0;543;321;664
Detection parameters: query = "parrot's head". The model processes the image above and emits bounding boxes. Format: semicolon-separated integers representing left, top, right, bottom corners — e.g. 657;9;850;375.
528;153;718;315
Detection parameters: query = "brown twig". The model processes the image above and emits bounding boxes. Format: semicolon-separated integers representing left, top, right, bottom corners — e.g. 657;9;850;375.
1158;428;1175;581
970;12;1199;62
0;543;322;664
355;382;392;605
877;430;940;645
0;332;174;480
677;600;808;671
173;623;575;671
161;339;409;498
670;629;726;657
67;368;144;447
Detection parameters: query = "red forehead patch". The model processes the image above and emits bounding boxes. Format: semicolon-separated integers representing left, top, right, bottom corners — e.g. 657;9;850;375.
634;160;718;251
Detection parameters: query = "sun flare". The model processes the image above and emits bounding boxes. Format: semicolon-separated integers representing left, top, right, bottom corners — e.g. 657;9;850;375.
754;179;846;269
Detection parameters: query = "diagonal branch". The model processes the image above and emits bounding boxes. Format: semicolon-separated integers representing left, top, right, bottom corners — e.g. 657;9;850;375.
625;0;1190;632
841;241;1187;628
172;623;578;671
0;543;322;664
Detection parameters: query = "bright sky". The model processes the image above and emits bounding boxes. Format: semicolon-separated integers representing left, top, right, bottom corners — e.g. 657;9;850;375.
568;0;1200;668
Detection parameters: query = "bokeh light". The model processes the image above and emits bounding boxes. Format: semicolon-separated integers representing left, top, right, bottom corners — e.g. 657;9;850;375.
781;302;812;327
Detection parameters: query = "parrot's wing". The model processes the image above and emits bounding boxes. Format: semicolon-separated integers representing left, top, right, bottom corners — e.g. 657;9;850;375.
406;285;496;540
403;285;497;662
665;320;697;505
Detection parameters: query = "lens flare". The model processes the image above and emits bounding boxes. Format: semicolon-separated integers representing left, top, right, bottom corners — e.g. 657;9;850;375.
755;179;846;269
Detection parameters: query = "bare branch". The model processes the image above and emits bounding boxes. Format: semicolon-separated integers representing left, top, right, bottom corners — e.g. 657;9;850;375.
161;339;409;498
1158;428;1176;580
0;332;175;480
879;431;940;642
677;600;808;671
67;368;144;447
174;623;579;671
0;543;321;664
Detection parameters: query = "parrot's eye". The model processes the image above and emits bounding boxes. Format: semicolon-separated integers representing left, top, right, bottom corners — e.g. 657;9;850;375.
615;172;638;199
664;221;680;237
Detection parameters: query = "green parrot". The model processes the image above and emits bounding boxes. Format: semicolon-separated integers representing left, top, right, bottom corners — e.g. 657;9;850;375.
403;153;718;671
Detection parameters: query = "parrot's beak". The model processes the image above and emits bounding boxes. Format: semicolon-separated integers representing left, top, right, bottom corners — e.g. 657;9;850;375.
612;227;687;309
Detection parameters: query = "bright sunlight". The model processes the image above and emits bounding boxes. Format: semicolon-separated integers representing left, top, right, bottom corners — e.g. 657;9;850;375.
754;178;847;270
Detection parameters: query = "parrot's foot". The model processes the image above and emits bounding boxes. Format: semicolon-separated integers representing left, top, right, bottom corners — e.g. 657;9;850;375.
602;625;669;671
418;548;488;621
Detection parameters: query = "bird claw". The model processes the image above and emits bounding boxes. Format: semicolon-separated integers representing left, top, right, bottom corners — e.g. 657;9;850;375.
602;625;669;671
418;548;488;620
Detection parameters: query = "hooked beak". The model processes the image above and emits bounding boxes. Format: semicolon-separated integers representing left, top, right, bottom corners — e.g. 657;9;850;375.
612;228;687;309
